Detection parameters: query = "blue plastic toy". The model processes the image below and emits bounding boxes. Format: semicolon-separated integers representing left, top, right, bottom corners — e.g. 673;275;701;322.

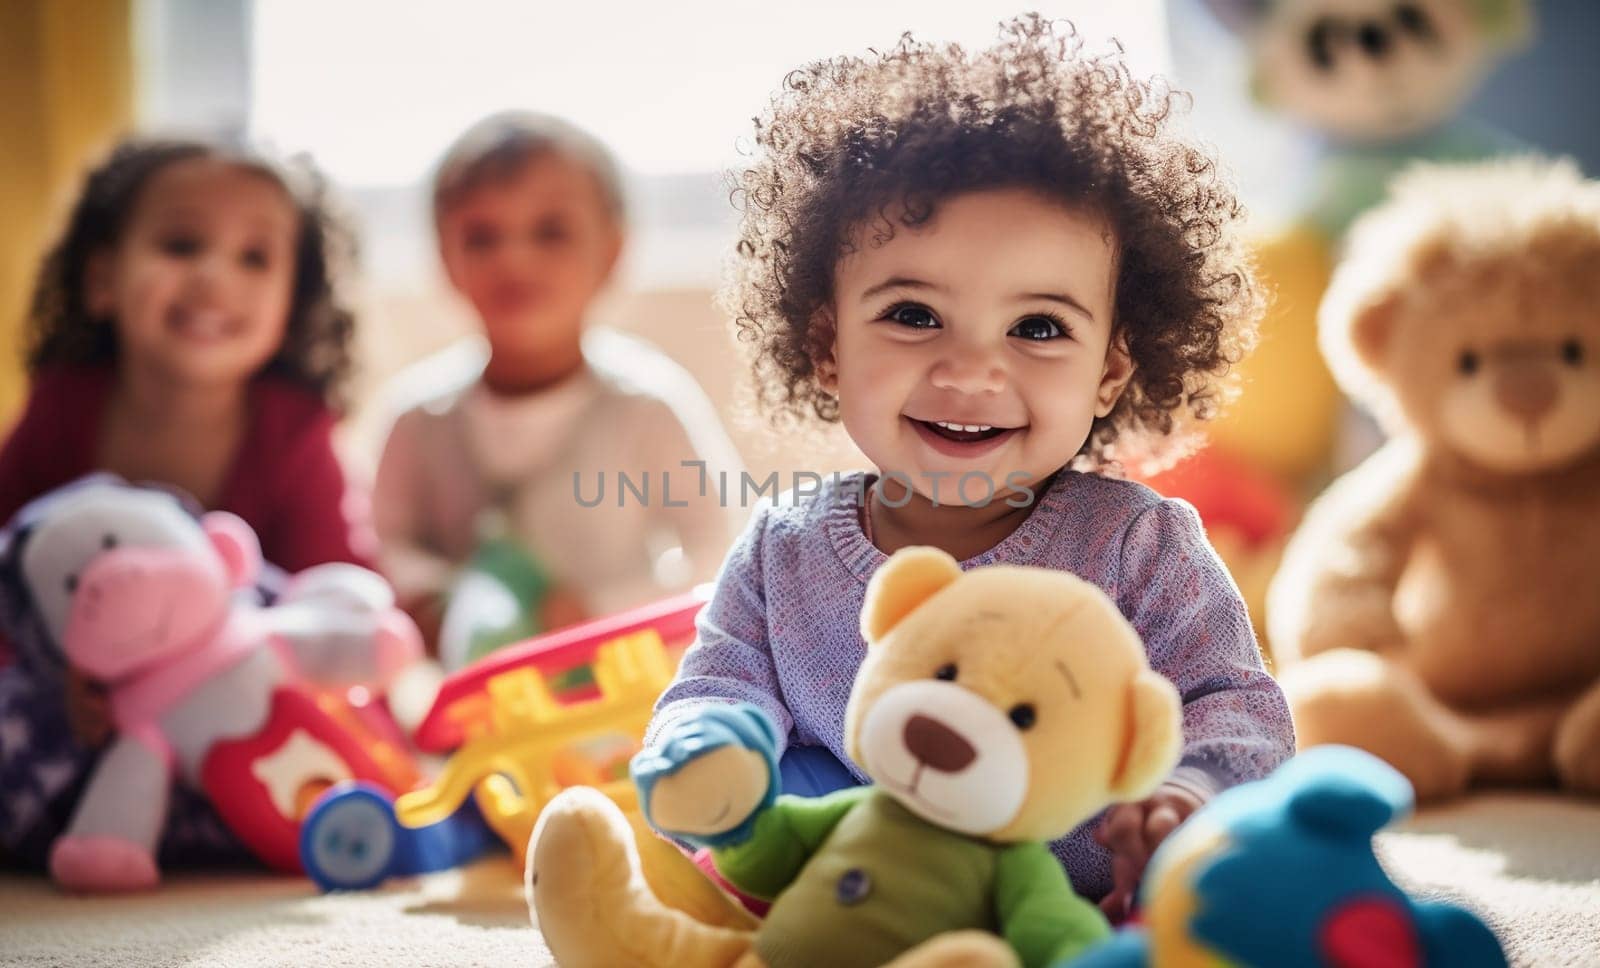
1062;745;1508;968
299;782;500;892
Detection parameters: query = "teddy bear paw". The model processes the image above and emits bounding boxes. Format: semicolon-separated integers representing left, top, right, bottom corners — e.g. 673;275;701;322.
634;705;778;846
1553;691;1600;793
1281;651;1471;802
885;930;1019;968
49;835;159;892
528;787;665;966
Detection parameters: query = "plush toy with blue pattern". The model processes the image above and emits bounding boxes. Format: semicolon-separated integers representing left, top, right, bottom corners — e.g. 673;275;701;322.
1064;745;1507;968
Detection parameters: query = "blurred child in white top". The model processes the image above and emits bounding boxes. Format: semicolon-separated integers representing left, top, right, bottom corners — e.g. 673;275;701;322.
373;112;745;661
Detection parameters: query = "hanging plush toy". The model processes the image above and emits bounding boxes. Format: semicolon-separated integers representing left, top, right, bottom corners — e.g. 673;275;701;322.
1;477;422;891
1146;0;1533;641
1064;745;1507;967
1213;0;1533;238
528;546;1184;968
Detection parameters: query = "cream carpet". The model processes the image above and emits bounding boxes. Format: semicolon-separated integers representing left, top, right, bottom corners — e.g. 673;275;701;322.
2;793;1596;967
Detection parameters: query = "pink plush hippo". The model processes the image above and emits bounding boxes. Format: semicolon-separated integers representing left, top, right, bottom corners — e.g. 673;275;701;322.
16;479;420;891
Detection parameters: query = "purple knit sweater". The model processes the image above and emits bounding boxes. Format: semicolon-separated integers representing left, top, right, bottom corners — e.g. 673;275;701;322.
650;469;1295;900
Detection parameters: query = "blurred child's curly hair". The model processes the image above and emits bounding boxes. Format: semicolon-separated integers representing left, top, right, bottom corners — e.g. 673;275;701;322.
725;14;1261;471
25;135;359;410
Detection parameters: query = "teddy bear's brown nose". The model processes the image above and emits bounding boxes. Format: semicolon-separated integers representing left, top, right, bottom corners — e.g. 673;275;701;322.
1495;359;1557;422
904;714;976;773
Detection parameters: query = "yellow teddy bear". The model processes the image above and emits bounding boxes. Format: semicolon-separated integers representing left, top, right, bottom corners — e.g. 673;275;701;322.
527;547;1183;968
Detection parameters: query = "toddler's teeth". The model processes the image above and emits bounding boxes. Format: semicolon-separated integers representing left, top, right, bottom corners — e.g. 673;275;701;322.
929;421;999;434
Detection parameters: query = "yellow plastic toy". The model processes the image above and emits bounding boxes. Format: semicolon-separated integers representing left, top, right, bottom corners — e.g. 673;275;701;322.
394;614;755;930
395;628;669;860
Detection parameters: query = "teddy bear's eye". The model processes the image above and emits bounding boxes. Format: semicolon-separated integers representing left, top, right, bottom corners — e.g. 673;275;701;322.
1008;704;1037;730
1561;340;1584;367
101;534;118;550
64;574;79;594
934;663;958;682
1457;350;1480;376
1393;4;1434;40
1305;18;1338;71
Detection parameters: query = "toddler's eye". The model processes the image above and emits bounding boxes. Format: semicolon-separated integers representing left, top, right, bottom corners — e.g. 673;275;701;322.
934;663;957;681
160;235;202;258
534;220;572;244
1561;339;1583;367
1009;315;1067;341
1393;4;1434;40
462;227;498;252
240;247;271;270
887;304;939;329
1458;349;1480;376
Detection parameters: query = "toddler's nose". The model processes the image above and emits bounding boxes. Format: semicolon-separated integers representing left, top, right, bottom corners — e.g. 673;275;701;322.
185;252;231;296
929;349;1005;396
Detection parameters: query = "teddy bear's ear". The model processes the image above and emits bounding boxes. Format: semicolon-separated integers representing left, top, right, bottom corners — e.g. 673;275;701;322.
861;546;962;643
1348;293;1401;373
1109;670;1183;801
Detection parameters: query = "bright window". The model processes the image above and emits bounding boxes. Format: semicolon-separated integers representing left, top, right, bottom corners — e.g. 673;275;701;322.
248;1;1171;286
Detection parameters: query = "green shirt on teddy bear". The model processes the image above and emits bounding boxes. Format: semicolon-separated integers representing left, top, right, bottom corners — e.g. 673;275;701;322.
712;786;1110;968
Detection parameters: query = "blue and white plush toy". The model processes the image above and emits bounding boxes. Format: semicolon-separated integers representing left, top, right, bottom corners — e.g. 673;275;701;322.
1065;745;1507;968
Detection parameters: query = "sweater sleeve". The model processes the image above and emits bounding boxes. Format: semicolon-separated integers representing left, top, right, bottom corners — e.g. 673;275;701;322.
646;499;793;754
0;389;43;667
261;403;375;573
0;369;98;528
1117;498;1295;790
371;407;459;603
630;395;748;587
0;394;47;529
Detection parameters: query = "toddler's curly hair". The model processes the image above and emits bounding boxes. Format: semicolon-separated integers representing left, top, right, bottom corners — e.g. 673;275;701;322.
725;15;1260;471
25;135;359;410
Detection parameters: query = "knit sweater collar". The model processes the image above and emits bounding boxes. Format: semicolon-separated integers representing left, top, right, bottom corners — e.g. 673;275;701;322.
822;469;1078;583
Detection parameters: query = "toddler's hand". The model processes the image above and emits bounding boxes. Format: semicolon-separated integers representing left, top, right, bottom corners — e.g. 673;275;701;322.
1093;780;1207;919
633;704;780;848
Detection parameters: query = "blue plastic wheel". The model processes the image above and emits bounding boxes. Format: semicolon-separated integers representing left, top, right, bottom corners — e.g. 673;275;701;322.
301;781;501;893
301;782;400;892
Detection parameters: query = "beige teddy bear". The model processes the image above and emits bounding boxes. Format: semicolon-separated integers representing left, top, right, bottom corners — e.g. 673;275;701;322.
1268;158;1600;801
528;546;1182;968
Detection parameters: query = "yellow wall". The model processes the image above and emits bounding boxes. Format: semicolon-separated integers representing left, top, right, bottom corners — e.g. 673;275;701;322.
0;0;132;422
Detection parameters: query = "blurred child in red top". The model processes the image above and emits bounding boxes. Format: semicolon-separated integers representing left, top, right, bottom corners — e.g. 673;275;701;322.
0;135;373;572
0;135;374;868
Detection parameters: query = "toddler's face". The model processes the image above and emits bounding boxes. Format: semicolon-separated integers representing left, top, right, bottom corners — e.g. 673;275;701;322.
437;152;621;362
825;188;1131;500
87;157;298;389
